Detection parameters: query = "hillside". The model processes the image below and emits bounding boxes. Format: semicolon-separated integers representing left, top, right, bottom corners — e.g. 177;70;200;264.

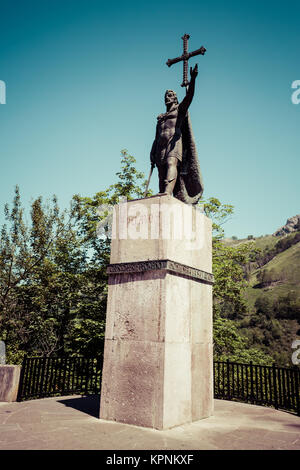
223;228;300;366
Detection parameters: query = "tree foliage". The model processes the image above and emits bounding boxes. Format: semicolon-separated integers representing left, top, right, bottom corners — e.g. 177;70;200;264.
213;313;271;364
0;150;270;365
201;197;254;319
0;186;106;362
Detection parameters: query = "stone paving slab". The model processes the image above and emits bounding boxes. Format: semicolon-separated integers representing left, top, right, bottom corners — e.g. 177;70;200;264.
0;396;299;450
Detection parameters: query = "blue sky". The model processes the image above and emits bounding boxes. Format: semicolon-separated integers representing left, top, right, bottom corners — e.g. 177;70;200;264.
0;0;299;238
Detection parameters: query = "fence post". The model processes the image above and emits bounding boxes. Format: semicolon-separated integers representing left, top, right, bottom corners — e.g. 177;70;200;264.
38;357;46;398
62;357;67;395
17;356;27;402
272;363;278;410
98;355;103;394
295;367;300;417
226;359;231;400
250;361;254;403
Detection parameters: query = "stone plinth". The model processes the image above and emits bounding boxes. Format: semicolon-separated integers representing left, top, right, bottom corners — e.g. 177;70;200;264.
100;195;213;430
0;365;21;402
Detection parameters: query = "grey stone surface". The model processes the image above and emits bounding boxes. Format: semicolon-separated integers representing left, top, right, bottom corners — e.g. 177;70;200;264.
0;365;21;402
0;396;299;450
110;195;212;273
100;196;213;429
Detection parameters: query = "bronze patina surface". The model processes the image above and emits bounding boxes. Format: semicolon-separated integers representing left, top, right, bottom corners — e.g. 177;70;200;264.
149;34;206;204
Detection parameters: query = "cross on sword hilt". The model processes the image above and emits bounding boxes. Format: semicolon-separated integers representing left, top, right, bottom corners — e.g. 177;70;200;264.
166;34;206;88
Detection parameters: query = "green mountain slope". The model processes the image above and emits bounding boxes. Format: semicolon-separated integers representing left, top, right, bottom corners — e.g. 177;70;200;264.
223;231;300;366
246;239;300;306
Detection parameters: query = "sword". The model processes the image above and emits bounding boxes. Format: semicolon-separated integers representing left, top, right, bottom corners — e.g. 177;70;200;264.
144;163;155;198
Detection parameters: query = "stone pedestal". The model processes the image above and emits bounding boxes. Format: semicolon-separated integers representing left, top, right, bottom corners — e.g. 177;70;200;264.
99;195;213;430
0;365;21;402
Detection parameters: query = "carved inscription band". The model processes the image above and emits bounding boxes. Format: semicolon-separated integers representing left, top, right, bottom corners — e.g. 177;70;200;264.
107;259;214;285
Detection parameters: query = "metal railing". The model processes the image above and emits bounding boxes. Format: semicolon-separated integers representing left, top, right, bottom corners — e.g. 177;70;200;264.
214;360;300;416
17;356;300;416
17;356;103;401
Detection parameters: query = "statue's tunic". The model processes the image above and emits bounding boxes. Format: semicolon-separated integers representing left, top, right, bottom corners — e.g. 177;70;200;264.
154;106;183;163
151;107;204;205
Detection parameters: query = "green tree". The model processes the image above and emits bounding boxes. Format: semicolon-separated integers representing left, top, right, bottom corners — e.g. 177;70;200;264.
73;149;150;245
213;312;271;364
201;197;254;319
254;296;274;318
0;186;107;362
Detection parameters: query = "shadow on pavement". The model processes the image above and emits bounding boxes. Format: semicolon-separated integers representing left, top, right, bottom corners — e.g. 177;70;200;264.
286;422;300;429
58;394;100;418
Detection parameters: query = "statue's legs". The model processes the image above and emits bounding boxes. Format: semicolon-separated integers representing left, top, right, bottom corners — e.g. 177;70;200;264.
157;157;178;195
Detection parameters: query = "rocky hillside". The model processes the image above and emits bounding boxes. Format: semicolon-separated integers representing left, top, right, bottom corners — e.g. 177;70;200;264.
273;214;300;237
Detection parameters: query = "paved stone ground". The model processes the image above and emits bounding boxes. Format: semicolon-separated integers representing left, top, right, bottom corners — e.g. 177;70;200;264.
0;396;299;450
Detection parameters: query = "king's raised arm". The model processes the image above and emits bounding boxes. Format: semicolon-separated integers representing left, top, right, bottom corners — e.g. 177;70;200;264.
178;64;198;117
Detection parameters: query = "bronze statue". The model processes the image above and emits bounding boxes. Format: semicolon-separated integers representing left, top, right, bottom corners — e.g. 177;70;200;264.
148;34;206;205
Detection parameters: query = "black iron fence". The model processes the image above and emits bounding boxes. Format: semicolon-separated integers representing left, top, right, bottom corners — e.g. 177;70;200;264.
17;356;103;401
214;360;300;416
17;356;300;416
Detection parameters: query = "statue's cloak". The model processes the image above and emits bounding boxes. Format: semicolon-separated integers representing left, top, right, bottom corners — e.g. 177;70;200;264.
173;111;204;205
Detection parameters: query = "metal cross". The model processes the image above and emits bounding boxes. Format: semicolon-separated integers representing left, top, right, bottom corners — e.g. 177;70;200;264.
166;34;206;88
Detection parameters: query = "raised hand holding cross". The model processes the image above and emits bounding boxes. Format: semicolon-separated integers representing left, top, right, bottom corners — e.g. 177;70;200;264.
166;34;206;88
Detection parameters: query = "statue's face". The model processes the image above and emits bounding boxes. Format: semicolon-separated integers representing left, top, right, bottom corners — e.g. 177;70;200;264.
165;90;177;105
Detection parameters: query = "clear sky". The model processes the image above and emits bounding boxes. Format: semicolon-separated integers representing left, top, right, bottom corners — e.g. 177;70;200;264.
0;0;299;238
